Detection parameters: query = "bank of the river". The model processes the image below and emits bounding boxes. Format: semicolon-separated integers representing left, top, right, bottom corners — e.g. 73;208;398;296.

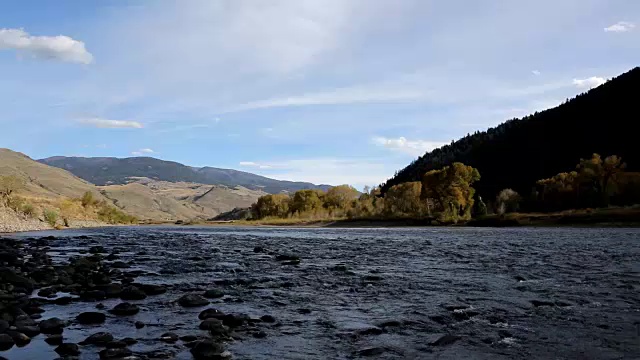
0;207;112;233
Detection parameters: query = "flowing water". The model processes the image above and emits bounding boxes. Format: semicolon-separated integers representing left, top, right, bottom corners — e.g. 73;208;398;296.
4;226;640;360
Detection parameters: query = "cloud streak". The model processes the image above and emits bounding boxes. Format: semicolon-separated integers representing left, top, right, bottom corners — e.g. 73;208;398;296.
78;118;143;129
373;136;448;157
604;21;635;33
572;76;606;89
0;28;93;64
132;148;154;156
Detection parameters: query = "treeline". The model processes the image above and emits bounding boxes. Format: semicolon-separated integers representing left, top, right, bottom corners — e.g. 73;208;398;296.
251;163;481;223
381;67;640;201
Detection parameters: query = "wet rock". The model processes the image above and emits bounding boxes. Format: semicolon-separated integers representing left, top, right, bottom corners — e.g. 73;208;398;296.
101;284;122;298
99;348;132;360
106;340;128;348
498;330;513;338
38;287;58;298
190;339;229;360
514;275;526;282
0;268;34;292
443;304;469;311
377;320;402;328
221;313;250;328
358;347;386;357
260;315;276;323
55;343;80;356
253;246;265;253
364;275;383;281
0;319;9;333
122;338;137;346
45;334;64;346
139;283;167;296
0;334;14;351
16;325;40;337
109;302;140;316
452;309;480;321
160;332;179;343
298;308;312;314
181;335;199;342
81;290;106;301
199;308;225;320
105;254;119;261
8;331;30;347
178;294;210;307
275;254;300;261
203;289;225;299
81;332;114;346
531;300;555;307
253;331;267;339
120;286;147;300
429;334;461;346
53;296;74;305
110;261;129;269
135;321;145;329
39;317;65;334
77;311;106;325
358;326;383;336
96;303;106;310
89;246;107;254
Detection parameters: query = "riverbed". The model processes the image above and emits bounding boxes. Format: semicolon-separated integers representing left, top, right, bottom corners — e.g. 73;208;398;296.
2;226;639;359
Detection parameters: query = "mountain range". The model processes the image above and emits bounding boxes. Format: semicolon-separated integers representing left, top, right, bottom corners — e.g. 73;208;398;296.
383;66;640;200
39;156;331;194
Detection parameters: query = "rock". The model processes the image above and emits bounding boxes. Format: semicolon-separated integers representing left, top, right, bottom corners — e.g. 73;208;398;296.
221;314;250;328
122;338;137;346
81;332;114;346
180;335;199;342
0;268;34;292
178;294;210;307
39;317;65;334
55;343;80;356
160;332;179;343
96;303;107;310
0;319;9;333
109;302;140;316
139;283;167;296
281;260;301;266
358;347;386;356
110;261;129;269
514;275;526;282
260;315;276;323
199;308;225;320
106;340;128;348
429;334;461;346
190;339;229;360
16;325;40;337
531;300;555;307
275;254;300;261
253;331;267;339
203;289;225;299
76;311;106;325
0;334;14;351
89;246;107;254
101;284;122;298
9;332;30;347
358;326;383;336
377;320;402;328
38;287;58;298
53;296;74;305
199;319;229;337
253;246;265;253
135;321;145;329
298;308;312;314
81;290;106;301
120;286;146;300
452;309;480;321
45;334;64;346
99;348;132;360
443;304;469;311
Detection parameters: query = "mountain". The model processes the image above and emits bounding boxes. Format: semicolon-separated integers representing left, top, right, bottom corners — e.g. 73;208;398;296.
39;156;331;194
0;148;105;200
382;67;640;200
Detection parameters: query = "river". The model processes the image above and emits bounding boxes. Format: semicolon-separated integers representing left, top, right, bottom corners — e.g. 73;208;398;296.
2;226;639;359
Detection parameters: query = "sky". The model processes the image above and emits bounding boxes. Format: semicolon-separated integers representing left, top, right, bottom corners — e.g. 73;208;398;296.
0;1;638;189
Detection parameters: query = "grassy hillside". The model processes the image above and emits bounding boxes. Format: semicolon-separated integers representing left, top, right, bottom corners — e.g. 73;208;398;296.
381;67;640;200
39;156;331;194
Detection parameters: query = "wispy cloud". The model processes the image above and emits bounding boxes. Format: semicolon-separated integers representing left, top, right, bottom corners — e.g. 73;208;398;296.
572;76;606;89
239;161;273;169
132;148;154;156
78;118;143;129
604;21;635;33
531;70;541;76
373;136;448;157
0;28;93;64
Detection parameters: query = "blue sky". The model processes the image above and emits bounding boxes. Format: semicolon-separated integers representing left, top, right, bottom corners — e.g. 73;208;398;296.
1;1;638;188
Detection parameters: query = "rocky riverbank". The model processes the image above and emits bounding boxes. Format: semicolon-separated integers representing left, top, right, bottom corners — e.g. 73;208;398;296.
0;235;263;359
0;207;111;233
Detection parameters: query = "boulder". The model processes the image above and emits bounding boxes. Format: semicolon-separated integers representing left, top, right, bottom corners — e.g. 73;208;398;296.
260;315;276;323
55;343;80;356
39;317;65;334
203;289;224;299
99;348;132;360
160;332;179;343
76;311;106;325
120;286;146;301
190;339;229;360
178;294;210;308
80;332;114;346
109;302;140;316
45;334;64;346
0;334;14;351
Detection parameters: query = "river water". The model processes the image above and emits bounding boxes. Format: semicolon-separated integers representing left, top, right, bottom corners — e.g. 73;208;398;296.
4;226;640;360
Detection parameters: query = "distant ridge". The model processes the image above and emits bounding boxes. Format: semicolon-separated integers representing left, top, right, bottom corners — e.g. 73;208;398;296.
382;67;640;198
39;156;331;194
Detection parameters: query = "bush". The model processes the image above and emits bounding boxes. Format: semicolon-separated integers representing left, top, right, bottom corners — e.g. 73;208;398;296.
97;203;138;224
43;209;59;227
21;202;35;217
496;189;522;215
81;191;96;208
6;195;25;212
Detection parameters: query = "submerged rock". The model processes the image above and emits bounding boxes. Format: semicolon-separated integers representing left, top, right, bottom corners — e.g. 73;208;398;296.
199;308;225;320
160;332;179;343
203;289;225;299
44;334;64;346
109;302;140;316
39;317;65;334
0;334;14;351
120;286;147;301
55;343;80;356
99;348;132;360
80;332;114;346
429;334;461;346
190;339;229;360
178;294;210;307
76;311;106;325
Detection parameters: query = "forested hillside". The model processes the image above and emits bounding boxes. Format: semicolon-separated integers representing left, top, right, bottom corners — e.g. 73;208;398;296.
381;67;640;200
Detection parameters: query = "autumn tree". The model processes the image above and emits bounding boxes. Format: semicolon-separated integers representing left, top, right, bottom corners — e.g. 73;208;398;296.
384;182;425;217
290;189;325;215
251;194;291;218
421;162;480;222
577;153;626;206
324;185;359;210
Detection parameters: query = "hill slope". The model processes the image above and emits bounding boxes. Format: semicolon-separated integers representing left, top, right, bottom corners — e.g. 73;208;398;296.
39;156;330;194
382;67;640;199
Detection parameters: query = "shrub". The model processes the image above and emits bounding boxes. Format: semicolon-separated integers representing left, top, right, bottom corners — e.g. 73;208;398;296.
496;188;522;215
43;209;59;227
6;195;25;212
97;203;138;224
21;202;35;217
81;191;96;208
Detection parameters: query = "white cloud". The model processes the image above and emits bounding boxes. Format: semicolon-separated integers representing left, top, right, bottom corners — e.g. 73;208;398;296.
572;76;606;89
532;70;541;76
604;21;635;33
373;136;448;157
78;118;144;129
239;161;273;169
132;148;154;156
0;28;93;64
